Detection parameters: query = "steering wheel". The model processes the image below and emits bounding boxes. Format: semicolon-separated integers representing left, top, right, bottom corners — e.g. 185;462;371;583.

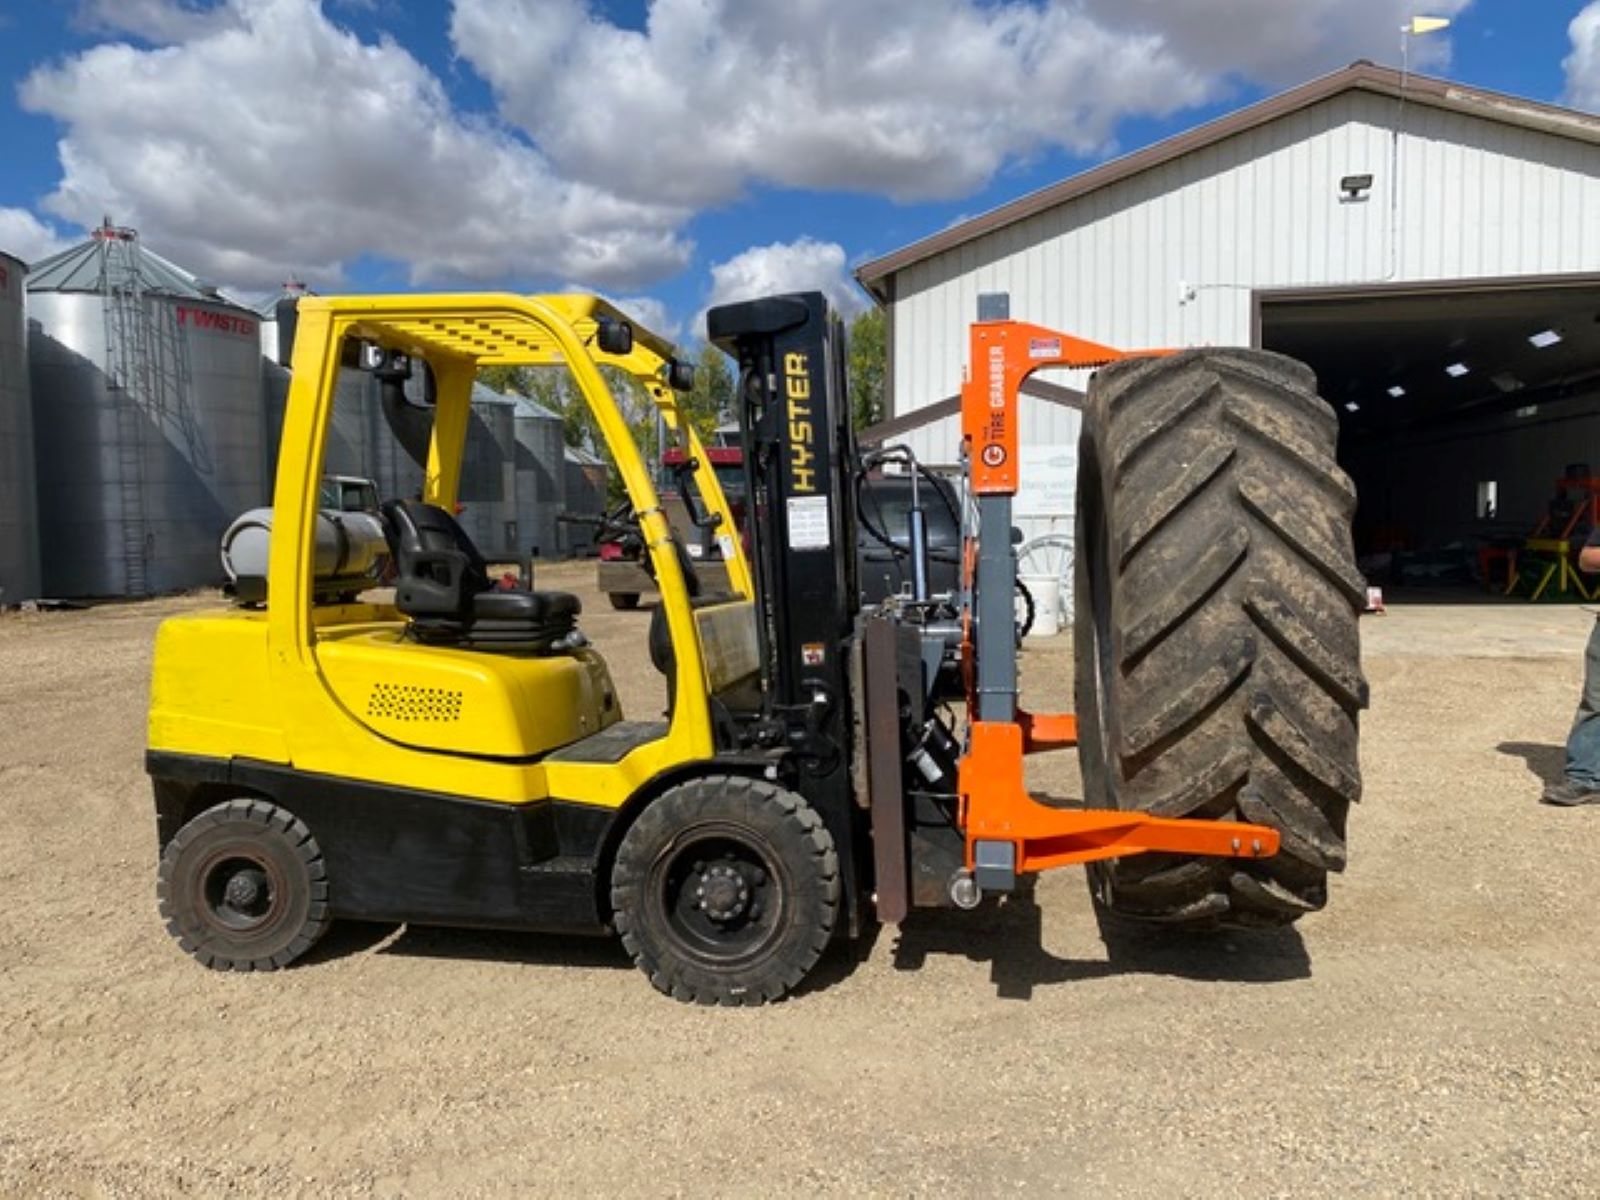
594;500;643;548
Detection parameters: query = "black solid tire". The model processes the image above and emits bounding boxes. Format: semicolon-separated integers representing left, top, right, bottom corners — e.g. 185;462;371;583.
611;776;839;1005
1075;349;1368;927
157;799;330;970
608;591;641;611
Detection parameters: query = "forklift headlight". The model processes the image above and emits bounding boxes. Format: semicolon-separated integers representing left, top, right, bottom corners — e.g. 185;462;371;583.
667;360;696;392
596;317;634;356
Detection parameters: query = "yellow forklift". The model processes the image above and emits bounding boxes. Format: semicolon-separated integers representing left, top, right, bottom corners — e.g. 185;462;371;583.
147;291;1365;1003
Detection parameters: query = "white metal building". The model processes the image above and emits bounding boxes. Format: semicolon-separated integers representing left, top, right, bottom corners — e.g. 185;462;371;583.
856;62;1600;575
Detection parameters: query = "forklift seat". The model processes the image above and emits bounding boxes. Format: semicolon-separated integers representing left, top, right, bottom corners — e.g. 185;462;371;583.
381;499;580;651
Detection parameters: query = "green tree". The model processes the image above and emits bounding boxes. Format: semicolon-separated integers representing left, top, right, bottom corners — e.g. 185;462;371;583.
847;306;886;431
682;342;735;441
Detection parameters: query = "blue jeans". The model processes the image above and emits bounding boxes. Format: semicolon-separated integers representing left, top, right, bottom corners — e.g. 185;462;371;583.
1566;616;1600;786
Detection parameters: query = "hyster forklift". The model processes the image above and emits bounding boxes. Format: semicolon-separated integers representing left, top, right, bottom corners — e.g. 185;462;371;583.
146;290;1366;1004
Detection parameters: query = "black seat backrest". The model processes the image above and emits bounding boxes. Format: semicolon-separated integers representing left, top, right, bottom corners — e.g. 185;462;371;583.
383;499;491;619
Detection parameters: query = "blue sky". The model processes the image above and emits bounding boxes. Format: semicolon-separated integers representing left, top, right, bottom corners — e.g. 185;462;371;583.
1;0;1597;341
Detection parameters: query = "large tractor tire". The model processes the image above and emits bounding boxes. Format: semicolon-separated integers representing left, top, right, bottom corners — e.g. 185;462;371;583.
1075;349;1368;927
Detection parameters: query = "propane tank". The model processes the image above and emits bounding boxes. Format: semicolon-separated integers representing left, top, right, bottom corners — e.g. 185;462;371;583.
220;507;390;604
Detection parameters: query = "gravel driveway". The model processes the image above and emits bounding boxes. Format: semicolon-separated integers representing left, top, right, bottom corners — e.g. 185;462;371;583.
1;567;1595;1196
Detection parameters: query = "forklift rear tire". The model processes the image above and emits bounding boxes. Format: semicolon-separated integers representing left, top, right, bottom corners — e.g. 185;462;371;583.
157;799;331;971
1076;349;1368;927
611;776;840;1005
608;592;641;611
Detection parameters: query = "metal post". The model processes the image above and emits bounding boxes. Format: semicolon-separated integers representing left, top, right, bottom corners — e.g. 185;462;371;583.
975;494;1017;722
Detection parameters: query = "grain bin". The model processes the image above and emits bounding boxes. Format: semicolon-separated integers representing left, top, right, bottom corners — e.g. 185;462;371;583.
0;249;40;604
255;283;306;491
562;444;609;557
27;223;268;596
371;369;426;505
513;394;565;561
462;384;519;562
257;284;425;505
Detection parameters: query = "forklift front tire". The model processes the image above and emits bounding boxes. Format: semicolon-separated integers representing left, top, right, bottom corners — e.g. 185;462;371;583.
607;592;641;611
611;776;840;1005
157;799;331;971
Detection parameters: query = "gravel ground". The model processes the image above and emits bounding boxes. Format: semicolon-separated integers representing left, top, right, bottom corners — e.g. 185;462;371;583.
1;567;1596;1197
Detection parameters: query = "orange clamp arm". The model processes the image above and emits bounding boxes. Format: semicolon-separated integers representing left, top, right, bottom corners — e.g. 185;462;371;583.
958;722;1279;874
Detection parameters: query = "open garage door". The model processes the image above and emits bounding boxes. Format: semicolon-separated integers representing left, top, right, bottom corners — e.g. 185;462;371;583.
1258;275;1600;597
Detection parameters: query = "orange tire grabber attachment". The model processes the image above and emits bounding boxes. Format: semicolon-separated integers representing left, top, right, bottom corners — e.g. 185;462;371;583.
952;294;1278;896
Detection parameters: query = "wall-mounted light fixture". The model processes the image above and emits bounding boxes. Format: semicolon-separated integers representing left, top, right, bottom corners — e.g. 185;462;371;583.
1339;173;1374;201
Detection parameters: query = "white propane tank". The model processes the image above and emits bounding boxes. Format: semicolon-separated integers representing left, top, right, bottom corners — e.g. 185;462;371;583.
220;507;390;602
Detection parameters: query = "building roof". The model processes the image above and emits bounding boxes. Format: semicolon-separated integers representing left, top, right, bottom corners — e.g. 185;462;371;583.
245;283;311;318
856;61;1600;299
512;395;563;423
471;382;517;407
28;228;222;300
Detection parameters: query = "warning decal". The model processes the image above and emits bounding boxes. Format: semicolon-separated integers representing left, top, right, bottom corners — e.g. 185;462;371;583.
786;495;831;551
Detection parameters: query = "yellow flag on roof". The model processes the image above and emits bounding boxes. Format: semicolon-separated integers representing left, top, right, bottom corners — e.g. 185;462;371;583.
1406;16;1452;34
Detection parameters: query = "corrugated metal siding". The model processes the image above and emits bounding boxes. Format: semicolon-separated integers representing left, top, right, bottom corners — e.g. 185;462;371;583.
892;90;1600;417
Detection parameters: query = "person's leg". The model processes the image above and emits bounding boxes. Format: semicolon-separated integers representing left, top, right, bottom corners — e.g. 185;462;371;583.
1551;616;1600;803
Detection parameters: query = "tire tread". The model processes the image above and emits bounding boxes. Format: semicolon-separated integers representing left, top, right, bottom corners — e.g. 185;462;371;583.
1077;348;1367;926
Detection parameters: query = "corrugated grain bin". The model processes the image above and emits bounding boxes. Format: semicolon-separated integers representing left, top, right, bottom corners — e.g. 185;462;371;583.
462;384;519;562
255;284;305;493
0;249;40;604
27;225;267;596
562;444;609;557
513;394;566;561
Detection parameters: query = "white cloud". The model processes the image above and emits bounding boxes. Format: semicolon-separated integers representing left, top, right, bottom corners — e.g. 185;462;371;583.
22;0;693;291
451;0;1217;207
74;0;245;42
452;0;1472;212
0;208;75;264
18;0;1485;302
698;239;868;340
1565;2;1600;112
1079;1;1473;84
605;293;681;345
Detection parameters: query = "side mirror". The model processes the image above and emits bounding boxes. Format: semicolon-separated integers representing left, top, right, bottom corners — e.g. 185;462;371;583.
596;317;634;356
667;359;696;392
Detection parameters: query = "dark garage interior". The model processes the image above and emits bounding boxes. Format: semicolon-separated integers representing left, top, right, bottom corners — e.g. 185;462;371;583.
1259;275;1600;598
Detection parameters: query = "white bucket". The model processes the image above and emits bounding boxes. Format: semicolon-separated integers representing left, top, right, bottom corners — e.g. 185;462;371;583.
1020;574;1061;639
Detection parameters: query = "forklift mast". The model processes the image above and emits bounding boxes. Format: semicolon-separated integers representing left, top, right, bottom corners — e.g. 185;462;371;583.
707;293;863;911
